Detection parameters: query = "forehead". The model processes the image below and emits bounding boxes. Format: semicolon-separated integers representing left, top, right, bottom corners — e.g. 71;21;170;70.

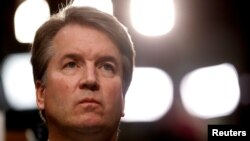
51;24;122;61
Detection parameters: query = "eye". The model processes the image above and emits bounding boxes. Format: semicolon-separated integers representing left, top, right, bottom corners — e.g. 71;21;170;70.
64;61;78;69
100;63;115;73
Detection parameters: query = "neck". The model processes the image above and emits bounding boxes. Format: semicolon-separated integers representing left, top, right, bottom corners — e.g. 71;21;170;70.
48;125;119;141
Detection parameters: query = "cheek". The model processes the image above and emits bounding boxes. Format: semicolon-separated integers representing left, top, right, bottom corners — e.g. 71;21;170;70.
45;73;79;105
43;73;80;119
47;72;79;92
47;77;70;94
102;78;124;111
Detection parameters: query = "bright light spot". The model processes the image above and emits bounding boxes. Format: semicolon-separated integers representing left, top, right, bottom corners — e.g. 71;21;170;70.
180;63;240;119
14;0;50;43
72;0;113;15
1;53;36;110
122;67;173;122
130;0;175;36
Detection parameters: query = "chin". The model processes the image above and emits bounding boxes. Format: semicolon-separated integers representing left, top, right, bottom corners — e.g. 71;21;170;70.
77;114;105;127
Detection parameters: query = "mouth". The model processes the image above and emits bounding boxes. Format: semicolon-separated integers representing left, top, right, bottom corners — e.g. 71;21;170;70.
76;98;103;114
78;98;101;105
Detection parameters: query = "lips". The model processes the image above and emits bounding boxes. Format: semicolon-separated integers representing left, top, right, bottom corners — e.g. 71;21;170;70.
78;98;101;105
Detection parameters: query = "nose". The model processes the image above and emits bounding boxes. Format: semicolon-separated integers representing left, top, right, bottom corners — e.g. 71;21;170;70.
80;64;100;91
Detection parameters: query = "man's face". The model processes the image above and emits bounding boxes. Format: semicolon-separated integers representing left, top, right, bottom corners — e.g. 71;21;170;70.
36;24;124;133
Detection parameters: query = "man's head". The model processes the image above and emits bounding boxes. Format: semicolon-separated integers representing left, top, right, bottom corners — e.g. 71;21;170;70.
31;6;135;95
31;6;135;141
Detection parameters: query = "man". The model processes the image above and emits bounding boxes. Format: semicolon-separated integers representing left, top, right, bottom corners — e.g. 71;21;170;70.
31;5;135;141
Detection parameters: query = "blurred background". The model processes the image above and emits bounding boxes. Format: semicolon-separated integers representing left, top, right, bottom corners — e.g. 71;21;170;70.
0;0;250;141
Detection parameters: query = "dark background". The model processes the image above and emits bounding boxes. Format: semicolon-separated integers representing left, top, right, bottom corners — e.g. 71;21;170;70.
1;0;250;141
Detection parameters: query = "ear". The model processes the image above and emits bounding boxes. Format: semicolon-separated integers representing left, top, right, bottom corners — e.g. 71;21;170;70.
35;80;46;111
121;94;125;117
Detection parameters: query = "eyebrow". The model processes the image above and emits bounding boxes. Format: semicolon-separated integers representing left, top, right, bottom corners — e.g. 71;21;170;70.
61;53;83;61
60;53;120;67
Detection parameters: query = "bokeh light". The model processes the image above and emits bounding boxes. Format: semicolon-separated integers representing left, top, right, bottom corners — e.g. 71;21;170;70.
130;0;175;36
14;0;50;43
180;63;240;119
1;53;36;110
122;67;173;122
